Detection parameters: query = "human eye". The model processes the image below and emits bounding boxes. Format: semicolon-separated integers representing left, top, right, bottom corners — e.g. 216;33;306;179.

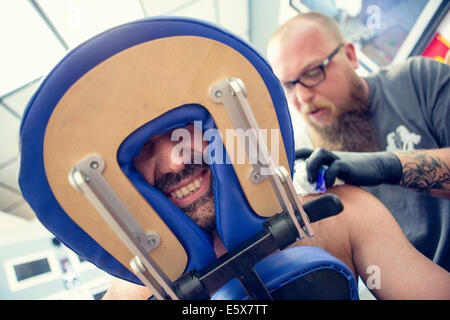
301;67;322;79
282;81;295;91
141;139;156;156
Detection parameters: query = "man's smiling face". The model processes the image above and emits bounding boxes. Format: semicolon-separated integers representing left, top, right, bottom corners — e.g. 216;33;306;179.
134;124;216;233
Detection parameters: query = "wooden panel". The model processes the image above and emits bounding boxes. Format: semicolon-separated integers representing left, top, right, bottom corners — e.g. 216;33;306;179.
43;36;289;280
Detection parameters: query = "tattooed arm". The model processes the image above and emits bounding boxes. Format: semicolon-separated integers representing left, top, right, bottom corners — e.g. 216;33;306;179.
395;148;450;200
297;147;450;199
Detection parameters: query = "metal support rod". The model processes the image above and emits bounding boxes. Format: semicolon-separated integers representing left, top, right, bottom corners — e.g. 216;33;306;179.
209;78;314;239
69;154;178;300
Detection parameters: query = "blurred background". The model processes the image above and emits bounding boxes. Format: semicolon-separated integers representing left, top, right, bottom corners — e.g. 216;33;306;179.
0;0;449;299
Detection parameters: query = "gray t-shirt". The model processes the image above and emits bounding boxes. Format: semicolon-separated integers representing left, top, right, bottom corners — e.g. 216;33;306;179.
364;57;450;270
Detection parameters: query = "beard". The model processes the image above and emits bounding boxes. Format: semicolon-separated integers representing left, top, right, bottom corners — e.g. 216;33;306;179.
306;75;377;152
155;163;216;234
182;185;216;234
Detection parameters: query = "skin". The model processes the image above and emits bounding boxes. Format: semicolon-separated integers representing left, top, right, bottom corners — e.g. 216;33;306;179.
133;124;216;230
103;126;450;300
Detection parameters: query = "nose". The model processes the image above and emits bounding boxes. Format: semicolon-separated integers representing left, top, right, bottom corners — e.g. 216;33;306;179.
294;82;315;104
154;137;186;177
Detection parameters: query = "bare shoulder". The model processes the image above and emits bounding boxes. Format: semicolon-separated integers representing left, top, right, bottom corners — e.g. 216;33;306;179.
295;185;374;275
317;185;450;299
316;184;393;228
302;184;387;232
325;185;404;238
323;184;380;206
102;277;152;300
312;184;407;252
303;184;381;208
298;185;397;276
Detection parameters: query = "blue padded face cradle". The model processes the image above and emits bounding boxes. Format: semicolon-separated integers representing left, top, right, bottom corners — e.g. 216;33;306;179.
118;105;216;274
18;17;295;285
118;104;272;272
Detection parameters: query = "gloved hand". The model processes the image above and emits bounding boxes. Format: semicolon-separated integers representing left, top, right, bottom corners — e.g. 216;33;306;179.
295;148;403;188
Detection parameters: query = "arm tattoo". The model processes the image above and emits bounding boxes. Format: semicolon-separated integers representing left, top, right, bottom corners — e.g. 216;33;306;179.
398;151;450;193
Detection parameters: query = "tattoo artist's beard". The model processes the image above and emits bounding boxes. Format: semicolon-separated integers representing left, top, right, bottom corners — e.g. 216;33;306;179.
307;78;377;152
155;163;216;234
308;108;377;152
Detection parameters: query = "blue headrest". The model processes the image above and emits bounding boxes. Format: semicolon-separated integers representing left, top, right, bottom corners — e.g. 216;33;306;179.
211;246;359;300
19;17;294;284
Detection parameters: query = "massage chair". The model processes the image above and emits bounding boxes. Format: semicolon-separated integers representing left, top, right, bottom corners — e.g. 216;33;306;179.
18;17;358;300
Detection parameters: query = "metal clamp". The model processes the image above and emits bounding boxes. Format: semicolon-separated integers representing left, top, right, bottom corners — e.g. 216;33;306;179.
209;78;314;239
274;166;314;238
68;154;178;300
210;78;270;184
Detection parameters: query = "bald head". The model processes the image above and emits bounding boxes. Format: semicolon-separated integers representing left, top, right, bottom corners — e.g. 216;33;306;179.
267;12;351;86
268;12;345;54
266;11;368;139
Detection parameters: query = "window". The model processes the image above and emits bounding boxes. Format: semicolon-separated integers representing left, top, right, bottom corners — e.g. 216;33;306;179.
290;0;441;70
4;250;61;292
13;258;51;282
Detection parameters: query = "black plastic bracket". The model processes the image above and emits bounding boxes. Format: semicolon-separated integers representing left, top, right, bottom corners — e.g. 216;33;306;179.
172;193;343;300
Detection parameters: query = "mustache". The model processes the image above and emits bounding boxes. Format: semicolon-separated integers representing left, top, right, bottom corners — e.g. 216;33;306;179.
301;101;333;114
155;163;209;193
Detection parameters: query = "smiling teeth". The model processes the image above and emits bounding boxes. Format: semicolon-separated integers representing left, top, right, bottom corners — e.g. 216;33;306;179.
170;177;203;199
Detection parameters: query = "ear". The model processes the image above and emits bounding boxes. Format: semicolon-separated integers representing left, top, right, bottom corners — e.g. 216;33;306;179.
343;43;359;70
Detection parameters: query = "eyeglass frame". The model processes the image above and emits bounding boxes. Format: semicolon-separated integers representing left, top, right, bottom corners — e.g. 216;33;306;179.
282;43;345;91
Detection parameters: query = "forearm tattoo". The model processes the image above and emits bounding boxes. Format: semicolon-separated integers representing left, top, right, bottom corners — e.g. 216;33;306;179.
398;151;450;193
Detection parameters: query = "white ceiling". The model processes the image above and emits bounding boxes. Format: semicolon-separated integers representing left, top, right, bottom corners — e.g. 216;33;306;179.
0;0;296;221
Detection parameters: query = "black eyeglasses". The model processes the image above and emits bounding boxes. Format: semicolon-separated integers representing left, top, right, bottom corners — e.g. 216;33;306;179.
283;43;344;91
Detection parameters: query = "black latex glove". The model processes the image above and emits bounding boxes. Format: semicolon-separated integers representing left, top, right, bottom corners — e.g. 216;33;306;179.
295;148;403;188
